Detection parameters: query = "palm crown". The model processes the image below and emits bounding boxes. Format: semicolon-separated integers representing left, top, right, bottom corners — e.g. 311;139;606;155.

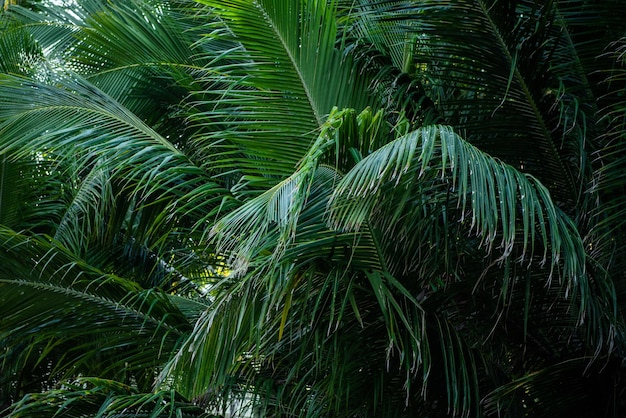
1;0;625;417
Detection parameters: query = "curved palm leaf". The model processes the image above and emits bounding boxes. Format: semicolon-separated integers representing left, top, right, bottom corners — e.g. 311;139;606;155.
329;124;585;282
342;1;604;208
7;377;215;417
188;0;377;186
0;227;201;405
0;72;228;251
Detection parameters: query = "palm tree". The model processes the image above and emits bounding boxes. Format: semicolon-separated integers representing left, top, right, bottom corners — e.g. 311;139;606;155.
1;0;625;417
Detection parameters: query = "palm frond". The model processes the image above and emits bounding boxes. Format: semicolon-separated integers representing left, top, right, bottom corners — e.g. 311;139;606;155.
483;357;626;418
186;0;377;185
344;1;601;207
163;114;595;416
7;377;215;417
0;18;44;76
0;227;193;399
0;72;228;242
329;125;586;287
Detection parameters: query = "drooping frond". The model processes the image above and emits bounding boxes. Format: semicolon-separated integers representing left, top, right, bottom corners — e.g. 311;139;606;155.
329;125;588;311
343;1;602;208
0;227;194;393
162;110;597;416
0;72;228;234
7;377;213;417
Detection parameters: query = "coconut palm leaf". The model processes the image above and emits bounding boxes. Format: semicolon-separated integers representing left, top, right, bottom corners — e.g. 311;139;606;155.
7;377;215;417
0;72;229;253
0;227;205;405
0;18;44;76
64;0;227;131
2;3;82;62
329;124;586;280
327;123;622;374
342;1;605;207
185;0;377;186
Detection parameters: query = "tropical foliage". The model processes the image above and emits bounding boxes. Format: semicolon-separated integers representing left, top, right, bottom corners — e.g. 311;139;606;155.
1;0;625;416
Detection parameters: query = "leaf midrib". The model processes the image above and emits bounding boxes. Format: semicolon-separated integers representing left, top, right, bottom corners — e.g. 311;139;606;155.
1;278;185;336
478;0;575;201
255;0;322;126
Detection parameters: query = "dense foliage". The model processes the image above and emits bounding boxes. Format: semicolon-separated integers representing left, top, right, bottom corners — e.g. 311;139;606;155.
1;0;625;416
